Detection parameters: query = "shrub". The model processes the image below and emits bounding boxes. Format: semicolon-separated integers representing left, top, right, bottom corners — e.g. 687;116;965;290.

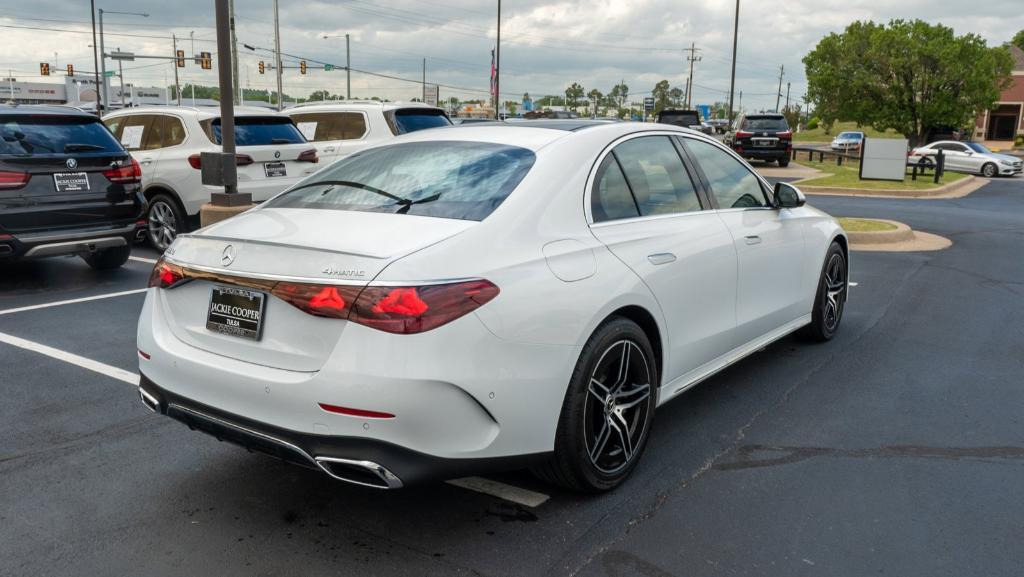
1015;134;1024;147
808;117;820;130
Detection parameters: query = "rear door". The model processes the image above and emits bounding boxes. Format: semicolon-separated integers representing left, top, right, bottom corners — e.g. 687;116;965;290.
107;113;160;190
587;134;738;385
288;111;369;164
0;113;139;234
681;136;806;346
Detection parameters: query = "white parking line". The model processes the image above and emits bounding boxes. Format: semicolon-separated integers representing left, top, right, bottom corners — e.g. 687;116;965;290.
0;331;138;385
129;256;158;265
446;476;550;508
0;289;147;316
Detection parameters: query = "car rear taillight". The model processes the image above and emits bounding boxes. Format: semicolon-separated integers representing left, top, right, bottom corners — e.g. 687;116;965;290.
736;130;754;138
188;154;255;169
0;170;30;190
104;158;142;184
187;154;203;169
235;154;254;166
776;130;792;139
349;280;499;334
271;282;362;319
297;149;319;163
148;258;185;288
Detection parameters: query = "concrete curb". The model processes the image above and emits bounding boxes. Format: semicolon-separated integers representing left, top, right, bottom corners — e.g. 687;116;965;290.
797;175;984;199
844;219;914;245
844;218;953;252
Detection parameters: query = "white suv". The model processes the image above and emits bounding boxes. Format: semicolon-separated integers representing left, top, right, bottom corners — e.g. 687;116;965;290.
282;101;451;165
103;106;319;250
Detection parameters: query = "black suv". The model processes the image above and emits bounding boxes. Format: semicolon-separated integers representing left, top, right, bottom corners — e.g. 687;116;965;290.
725;113;792;167
0;105;144;269
656;109;702;129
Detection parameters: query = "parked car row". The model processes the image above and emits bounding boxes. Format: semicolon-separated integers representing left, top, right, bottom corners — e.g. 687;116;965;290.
908;141;1022;177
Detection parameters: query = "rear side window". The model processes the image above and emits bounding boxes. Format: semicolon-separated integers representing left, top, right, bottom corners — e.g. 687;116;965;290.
592;156;639;222
113;115;152;151
289;112;367;141
201;117;305;146
741;116;788;131
685;138;769;209
0;115;124;156
265;141;534;221
387;108;451;135
612;136;702;217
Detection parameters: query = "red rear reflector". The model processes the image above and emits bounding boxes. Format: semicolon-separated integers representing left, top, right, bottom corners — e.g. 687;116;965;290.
104;158;142;184
135;219;147;226
297;149;319;163
0;170;30;190
0;234;13;240
138;350;151;360
350;280;499;334
318;402;395;419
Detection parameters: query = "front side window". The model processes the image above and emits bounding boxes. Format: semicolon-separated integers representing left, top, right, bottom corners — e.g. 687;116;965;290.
612;136;702;216
289;112;368;142
201;116;306;146
685;138;769;209
265;141;534;221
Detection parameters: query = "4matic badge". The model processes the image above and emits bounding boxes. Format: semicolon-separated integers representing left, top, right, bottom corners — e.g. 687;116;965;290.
321;265;366;278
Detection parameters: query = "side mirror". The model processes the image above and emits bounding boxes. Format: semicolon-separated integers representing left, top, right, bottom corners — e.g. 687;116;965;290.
773;182;806;209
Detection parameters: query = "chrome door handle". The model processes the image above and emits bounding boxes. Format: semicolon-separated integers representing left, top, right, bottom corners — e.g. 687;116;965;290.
139;158;153;164
323;147;336;152
744;235;762;245
647;252;676;265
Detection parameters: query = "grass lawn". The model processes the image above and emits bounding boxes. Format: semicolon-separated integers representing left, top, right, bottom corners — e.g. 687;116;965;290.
794;121;901;143
794;159;968;190
837;217;897;232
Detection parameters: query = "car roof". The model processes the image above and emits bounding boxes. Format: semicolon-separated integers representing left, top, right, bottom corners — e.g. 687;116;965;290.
103;105;285;119
283;101;444;113
389;121;697;152
490;119;619;131
744;113;784;118
0;103;100;118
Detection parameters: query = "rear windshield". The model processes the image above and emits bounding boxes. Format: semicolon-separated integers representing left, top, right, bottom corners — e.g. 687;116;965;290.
838;132;863;139
741;116;788;131
0;115;123;156
201;116;306;146
265;141;535;221
658;111;700;126
388;108;451;134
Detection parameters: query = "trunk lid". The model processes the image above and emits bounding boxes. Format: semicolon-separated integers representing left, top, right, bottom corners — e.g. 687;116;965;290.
159;208;475;371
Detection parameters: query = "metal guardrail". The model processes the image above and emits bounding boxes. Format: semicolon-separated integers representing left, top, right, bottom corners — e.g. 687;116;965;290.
791;145;946;184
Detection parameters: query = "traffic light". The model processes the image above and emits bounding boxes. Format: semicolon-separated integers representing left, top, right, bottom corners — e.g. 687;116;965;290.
176;50;185;68
300;60;307;75
258;61;265;74
40;62;50;76
66;64;74;76
200;52;212;70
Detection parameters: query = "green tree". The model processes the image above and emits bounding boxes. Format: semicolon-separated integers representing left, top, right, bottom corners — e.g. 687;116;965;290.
781;103;802;130
1013;29;1024;51
652;79;671;114
307;90;336;101
565;82;585;112
669;87;684;107
804;19;1014;145
609;82;629;113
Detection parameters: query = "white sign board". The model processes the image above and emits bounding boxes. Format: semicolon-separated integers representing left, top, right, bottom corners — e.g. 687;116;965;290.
120;125;145;150
859;137;909;182
424;84;439;107
296;121;318;141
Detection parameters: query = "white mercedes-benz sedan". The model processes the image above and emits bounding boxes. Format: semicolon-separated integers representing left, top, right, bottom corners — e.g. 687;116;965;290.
137;120;849;492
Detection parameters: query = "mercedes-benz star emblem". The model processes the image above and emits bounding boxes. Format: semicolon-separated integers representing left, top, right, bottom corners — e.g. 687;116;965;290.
66;158;77;169
221;245;236;267
274;150;281;159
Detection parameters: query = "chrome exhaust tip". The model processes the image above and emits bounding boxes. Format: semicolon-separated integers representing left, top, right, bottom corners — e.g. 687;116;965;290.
315;456;403;489
139;387;160;413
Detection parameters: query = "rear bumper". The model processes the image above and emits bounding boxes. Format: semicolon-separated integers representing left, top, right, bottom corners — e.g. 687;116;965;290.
0;223;136;260
138;374;548;488
739;148;789;160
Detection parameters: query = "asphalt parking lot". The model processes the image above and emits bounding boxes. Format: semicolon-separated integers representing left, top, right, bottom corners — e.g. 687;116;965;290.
2;177;1023;577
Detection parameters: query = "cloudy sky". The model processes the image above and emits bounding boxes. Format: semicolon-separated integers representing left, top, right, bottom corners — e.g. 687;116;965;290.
1;0;1021;110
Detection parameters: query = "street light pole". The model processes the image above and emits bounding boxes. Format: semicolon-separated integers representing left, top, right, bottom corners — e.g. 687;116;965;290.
727;0;740;124
273;0;283;111
346;33;350;99
494;0;501;119
98;9;148;112
89;0;102;115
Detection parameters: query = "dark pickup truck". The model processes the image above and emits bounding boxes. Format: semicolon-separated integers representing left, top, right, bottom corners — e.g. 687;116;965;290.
725;113;792;167
0;104;144;268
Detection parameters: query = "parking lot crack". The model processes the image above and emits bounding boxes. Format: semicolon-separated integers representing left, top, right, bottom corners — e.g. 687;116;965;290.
714;444;1024;471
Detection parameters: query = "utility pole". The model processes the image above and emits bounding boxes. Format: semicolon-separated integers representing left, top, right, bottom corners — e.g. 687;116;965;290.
738;90;743;115
229;0;240;104
727;0;740;124
273;0;283;110
172;34;181;105
98;9;107;110
775;64;784;111
422;58;426;102
117;48;124;107
785;81;791;110
684;42;701;109
346;34;351;99
494;0;501;119
90;0;102;115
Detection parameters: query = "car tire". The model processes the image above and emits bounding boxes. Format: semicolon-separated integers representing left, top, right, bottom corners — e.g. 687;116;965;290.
799;241;847;342
778;158;790;167
81;244;131;270
981;163;997;178
533;317;658;492
147;193;186;252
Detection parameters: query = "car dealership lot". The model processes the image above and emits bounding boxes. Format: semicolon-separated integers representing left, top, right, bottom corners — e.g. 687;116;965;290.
2;178;1024;576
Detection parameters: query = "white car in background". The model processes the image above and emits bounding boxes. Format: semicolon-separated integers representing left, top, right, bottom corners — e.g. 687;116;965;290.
138;121;848;492
103;106;320;251
282;101;451;165
830;131;864;151
909;141;1023;177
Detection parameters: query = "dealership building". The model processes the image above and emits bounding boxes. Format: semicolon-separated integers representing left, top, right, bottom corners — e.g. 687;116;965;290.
0;76;168;108
975;45;1024;142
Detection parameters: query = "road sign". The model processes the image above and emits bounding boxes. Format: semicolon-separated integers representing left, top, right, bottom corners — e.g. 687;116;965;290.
424;84;439;107
643;97;655;112
109;51;135;62
104;70;116;78
324;64;334;72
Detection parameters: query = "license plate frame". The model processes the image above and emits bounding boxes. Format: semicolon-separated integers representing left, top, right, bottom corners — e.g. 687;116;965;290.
264;161;287;178
752;138;777;148
206;285;266;341
53;172;90;192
